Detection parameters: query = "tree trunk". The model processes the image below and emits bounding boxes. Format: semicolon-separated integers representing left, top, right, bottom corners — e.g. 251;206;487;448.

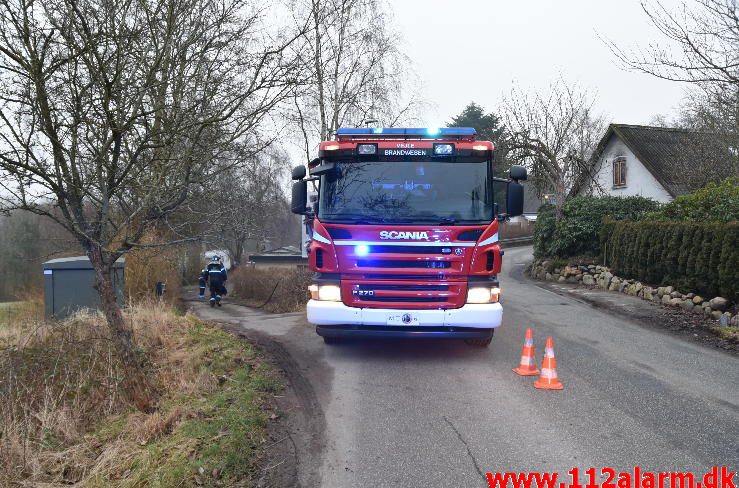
87;247;156;412
553;178;566;221
234;243;244;267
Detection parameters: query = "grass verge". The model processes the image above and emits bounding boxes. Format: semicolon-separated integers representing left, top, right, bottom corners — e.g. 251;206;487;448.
1;301;281;487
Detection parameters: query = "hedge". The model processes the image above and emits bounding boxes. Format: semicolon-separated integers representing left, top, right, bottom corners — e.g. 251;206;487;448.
643;176;739;223
601;219;739;302
534;196;659;258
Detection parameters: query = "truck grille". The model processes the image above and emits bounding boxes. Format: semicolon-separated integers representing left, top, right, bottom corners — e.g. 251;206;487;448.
336;242;467;276
342;280;466;309
356;259;451;269
359;245;457;254
355;284;449;291
360;296;448;303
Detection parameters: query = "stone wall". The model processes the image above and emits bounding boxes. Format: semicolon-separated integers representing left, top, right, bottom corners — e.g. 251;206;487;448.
529;260;738;326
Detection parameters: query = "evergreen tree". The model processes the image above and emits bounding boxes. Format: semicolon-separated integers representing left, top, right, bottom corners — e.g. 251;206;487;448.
448;102;511;177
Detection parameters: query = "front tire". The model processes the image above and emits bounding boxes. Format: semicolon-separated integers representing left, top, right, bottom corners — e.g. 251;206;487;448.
465;329;494;347
322;336;342;345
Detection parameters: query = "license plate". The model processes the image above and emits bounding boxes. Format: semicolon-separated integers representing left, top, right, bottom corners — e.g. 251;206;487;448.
386;312;420;326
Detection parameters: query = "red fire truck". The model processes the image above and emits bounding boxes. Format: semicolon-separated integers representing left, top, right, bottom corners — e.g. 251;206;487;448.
290;127;526;347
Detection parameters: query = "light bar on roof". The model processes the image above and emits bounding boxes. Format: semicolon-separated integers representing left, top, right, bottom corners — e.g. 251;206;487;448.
335;127;477;139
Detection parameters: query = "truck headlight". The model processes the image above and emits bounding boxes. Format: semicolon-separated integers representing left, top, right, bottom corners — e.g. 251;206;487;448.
466;286;500;304
309;284;342;302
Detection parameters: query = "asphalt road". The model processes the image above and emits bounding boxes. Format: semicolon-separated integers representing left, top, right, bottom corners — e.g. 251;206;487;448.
189;246;739;488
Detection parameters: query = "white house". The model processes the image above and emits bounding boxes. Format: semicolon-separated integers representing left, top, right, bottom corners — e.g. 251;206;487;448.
578;124;731;202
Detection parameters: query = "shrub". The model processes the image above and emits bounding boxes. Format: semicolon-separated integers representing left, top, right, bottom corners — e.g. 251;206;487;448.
601;219;739;302
125;238;187;306
644;176;739;222
229;266;312;313
533;204;556;257
534;196;659;258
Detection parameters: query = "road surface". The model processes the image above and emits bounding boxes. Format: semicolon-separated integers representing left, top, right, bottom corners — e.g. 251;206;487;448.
189;246;739;488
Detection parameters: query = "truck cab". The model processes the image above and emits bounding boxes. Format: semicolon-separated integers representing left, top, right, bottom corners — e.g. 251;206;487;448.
291;127;526;346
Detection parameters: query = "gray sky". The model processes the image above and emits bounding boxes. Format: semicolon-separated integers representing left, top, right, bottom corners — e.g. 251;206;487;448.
391;0;689;127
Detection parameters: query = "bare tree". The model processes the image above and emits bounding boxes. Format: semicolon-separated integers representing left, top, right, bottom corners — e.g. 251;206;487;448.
206;146;296;266
503;79;606;217
609;0;739;180
287;0;421;161
0;0;301;410
611;0;739;88
0;209;79;299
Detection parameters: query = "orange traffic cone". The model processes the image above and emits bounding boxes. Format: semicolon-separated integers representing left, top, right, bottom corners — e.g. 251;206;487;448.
534;337;564;390
513;328;540;376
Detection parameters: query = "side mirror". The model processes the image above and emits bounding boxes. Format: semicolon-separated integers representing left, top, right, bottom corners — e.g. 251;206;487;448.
510;164;527;181
507;181;524;217
292;165;306;181
291;180;308;214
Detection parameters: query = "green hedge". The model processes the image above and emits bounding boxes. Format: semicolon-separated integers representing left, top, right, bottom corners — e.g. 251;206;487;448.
601;219;739;302
644;176;739;223
534;196;659;258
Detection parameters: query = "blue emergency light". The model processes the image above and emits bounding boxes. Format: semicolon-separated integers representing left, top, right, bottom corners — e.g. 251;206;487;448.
335;127;477;139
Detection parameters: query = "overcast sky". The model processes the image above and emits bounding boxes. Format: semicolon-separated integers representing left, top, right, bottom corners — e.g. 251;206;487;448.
391;0;689;127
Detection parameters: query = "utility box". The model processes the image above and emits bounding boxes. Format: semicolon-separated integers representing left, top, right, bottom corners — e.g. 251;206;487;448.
43;256;125;319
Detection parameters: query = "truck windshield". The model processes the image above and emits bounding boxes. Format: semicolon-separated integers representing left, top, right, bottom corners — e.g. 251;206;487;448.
318;160;492;224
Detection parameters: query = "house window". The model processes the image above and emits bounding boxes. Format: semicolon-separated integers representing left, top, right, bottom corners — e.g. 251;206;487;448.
612;157;627;187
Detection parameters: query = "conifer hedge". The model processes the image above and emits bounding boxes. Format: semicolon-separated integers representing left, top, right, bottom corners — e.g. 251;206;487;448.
601;219;739;302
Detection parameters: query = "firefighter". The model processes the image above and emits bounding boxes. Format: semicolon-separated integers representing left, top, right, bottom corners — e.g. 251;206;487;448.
204;256;227;307
198;268;207;298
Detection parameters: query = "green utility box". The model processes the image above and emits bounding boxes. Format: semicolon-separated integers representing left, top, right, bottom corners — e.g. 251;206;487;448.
43;256;125;319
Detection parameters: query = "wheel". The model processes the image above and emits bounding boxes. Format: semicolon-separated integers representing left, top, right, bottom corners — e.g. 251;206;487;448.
322;336;342;345
465;329;494;347
217;301;222;307
210;300;215;308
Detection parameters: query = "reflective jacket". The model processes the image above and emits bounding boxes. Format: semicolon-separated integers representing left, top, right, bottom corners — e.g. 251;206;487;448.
206;263;227;285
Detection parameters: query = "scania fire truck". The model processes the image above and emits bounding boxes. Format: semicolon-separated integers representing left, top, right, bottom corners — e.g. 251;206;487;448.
290;127;526;347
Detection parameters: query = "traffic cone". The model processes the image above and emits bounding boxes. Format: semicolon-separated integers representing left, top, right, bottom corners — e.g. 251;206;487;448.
534;337;564;390
513;327;540;376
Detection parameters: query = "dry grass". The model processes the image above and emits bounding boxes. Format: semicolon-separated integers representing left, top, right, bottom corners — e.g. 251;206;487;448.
0;300;279;487
714;326;739;343
125;244;184;307
230;266;312;313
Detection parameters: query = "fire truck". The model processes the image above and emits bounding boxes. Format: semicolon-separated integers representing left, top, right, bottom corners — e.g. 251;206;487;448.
290;128;526;347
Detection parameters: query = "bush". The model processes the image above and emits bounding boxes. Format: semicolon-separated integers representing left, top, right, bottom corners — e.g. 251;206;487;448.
125;236;189;306
532;204;556;257
601;219;739;302
534;196;659;258
644;177;739;222
230;266;311;313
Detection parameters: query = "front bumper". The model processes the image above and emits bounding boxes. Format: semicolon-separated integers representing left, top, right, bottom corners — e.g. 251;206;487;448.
315;324;494;340
306;300;502;329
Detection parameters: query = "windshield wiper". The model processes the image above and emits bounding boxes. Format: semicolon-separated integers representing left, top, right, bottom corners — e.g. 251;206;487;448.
323;213;387;224
407;216;458;225
406;216;489;225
